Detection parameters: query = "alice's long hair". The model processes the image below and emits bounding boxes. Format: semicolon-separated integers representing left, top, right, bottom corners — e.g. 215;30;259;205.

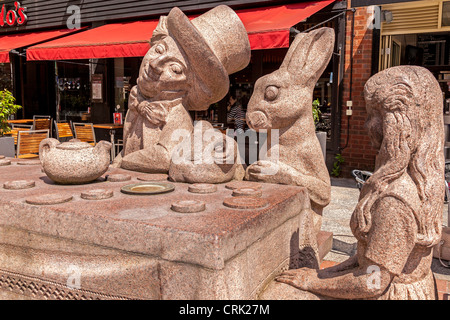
351;66;444;247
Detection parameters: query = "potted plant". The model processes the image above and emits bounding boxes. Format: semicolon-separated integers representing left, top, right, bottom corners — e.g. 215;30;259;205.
0;89;22;157
313;99;327;159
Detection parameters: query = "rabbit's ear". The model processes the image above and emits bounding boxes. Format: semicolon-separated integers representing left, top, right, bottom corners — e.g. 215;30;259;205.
282;28;335;87
280;33;308;70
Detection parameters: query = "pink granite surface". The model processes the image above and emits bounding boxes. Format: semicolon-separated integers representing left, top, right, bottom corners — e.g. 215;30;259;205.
0;158;311;299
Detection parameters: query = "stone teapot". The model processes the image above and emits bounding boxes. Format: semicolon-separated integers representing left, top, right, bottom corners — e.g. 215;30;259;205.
39;138;112;184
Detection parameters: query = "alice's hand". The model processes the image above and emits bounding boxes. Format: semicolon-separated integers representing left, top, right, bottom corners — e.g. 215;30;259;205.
276;268;316;291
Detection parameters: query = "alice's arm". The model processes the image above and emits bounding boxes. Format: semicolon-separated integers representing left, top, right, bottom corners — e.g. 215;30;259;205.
277;196;415;300
277;264;392;300
319;254;359;274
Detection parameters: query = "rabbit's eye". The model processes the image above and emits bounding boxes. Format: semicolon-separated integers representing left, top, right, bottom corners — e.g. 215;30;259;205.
265;86;279;102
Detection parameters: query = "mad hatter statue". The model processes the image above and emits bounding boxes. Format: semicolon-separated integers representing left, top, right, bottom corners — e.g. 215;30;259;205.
113;5;250;174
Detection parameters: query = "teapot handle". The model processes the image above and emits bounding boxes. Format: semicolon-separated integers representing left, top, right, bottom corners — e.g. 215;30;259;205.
39;138;60;165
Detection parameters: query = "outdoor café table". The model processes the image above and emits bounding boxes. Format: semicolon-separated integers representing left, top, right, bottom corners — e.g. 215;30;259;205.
7;119;34;125
93;123;123;161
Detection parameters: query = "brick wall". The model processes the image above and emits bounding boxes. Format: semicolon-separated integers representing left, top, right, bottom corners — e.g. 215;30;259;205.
339;6;378;177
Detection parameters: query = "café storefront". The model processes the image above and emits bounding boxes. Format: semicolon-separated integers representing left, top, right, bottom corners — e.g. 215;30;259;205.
0;0;347;162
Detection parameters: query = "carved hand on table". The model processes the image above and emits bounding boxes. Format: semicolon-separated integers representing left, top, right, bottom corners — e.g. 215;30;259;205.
246;160;330;209
276;255;360;291
275;268;316;291
245;160;295;185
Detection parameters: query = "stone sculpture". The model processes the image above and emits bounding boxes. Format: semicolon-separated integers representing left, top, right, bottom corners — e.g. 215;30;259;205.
0;160;312;299
245;28;334;233
169;120;245;184
113;5;250;173
39;138;112;184
276;66;445;300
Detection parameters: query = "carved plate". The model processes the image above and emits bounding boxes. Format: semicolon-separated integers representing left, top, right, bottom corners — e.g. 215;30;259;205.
120;182;175;196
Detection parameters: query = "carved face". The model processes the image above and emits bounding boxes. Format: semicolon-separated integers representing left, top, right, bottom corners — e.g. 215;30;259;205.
364;102;383;150
246;71;307;130
138;36;191;101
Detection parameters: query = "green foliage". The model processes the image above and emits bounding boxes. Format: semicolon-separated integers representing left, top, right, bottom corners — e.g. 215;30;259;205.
331;153;345;177
312;99;321;125
0;89;22;136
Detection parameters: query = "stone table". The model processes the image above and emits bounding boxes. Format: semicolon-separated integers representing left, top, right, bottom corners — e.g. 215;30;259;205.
0;158;315;300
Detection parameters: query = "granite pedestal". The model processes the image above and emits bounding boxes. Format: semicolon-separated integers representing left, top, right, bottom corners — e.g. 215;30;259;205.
0;158;325;300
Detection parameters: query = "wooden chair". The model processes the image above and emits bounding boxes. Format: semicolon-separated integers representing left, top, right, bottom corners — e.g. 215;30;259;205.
16;129;49;159
54;120;74;142
33;116;52;137
9;124;33;145
73;122;96;146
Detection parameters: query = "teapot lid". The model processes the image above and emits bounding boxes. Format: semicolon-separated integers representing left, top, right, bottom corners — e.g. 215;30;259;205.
56;141;92;150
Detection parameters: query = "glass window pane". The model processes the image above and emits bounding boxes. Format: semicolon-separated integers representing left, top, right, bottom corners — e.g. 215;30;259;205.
442;1;450;26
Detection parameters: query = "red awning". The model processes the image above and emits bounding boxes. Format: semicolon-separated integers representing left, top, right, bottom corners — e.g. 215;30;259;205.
27;1;335;61
27;20;160;61
0;28;83;63
240;0;335;50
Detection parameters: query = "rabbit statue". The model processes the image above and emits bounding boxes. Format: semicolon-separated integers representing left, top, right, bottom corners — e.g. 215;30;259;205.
245;28;334;234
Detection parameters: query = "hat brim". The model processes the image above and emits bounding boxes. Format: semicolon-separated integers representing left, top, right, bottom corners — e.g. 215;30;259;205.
167;7;229;109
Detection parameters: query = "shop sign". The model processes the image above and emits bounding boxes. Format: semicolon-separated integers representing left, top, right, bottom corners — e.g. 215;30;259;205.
0;2;27;28
92;74;103;103
114;113;123;125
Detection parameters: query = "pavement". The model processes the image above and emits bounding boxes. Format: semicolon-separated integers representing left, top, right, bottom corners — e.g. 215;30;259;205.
322;177;450;299
322;178;360;264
